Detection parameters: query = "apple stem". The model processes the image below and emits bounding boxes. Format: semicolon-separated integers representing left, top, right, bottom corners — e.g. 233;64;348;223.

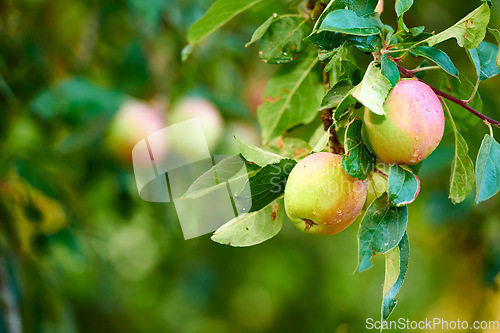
374;168;388;179
396;64;500;129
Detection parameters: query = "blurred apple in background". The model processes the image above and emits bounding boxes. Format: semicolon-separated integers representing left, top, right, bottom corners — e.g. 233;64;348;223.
106;100;167;165
169;96;224;153
244;78;267;114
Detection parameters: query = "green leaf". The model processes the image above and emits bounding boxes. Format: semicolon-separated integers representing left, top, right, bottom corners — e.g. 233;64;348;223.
332;94;356;127
449;125;475;204
439;75;482;134
388;165;420;206
319;45;345;72
306;31;344;50
351;62;392;115
410;46;459;77
382;233;409;321
319;9;382;36
211;198;285;247
348;0;378;16
31;78;124;122
237;138;284;167
264;137;311;159
311;125;333;153
342;118;376;180
334;96;357;126
425;2;490;49
310;0;349;34
395;0;413;17
187;0;264;46
345;34;382;52
182;156;256;199
318;80;353;111
381;53;400;88
356;193;408;273
468;41;500;81
475;134;500;204
245;15;275;48
339;60;364;85
235;159;297;213
259;17;311;64
257;52;322;143
487;27;500;69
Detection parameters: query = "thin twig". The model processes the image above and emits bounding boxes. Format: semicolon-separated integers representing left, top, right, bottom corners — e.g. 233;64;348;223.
374;167;388;179
397;64;500;128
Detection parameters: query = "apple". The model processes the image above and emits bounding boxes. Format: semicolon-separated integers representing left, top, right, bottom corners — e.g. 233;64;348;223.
363;79;444;165
284;152;368;235
107;100;167;165
169;97;223;152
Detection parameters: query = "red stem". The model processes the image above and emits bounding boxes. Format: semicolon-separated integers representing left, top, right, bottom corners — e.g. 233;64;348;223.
396;64;500;128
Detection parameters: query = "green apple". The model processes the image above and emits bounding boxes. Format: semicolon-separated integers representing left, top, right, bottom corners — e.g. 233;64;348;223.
364;79;444;165
169;97;223;152
284;152;368;235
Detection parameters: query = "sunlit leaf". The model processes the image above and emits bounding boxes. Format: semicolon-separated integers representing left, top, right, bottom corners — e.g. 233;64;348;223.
212;198;284;247
182;156;255;199
311;125;333;153
187;0;264;46
382;233;410;321
351;62;392;115
425;2;490;49
445;107;475;204
237;138;284;167
245;15;275;48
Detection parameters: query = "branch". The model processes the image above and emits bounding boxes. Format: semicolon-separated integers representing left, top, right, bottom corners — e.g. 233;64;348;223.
320;62;344;154
397;64;500;128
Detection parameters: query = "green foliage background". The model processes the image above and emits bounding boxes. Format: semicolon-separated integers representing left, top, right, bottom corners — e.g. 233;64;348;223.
1;0;500;332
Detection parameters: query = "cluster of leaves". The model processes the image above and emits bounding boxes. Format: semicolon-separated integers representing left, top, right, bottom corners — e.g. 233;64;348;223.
184;0;500;323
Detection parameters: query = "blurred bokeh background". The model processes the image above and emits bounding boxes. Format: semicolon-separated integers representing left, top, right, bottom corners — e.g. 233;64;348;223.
1;0;500;332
